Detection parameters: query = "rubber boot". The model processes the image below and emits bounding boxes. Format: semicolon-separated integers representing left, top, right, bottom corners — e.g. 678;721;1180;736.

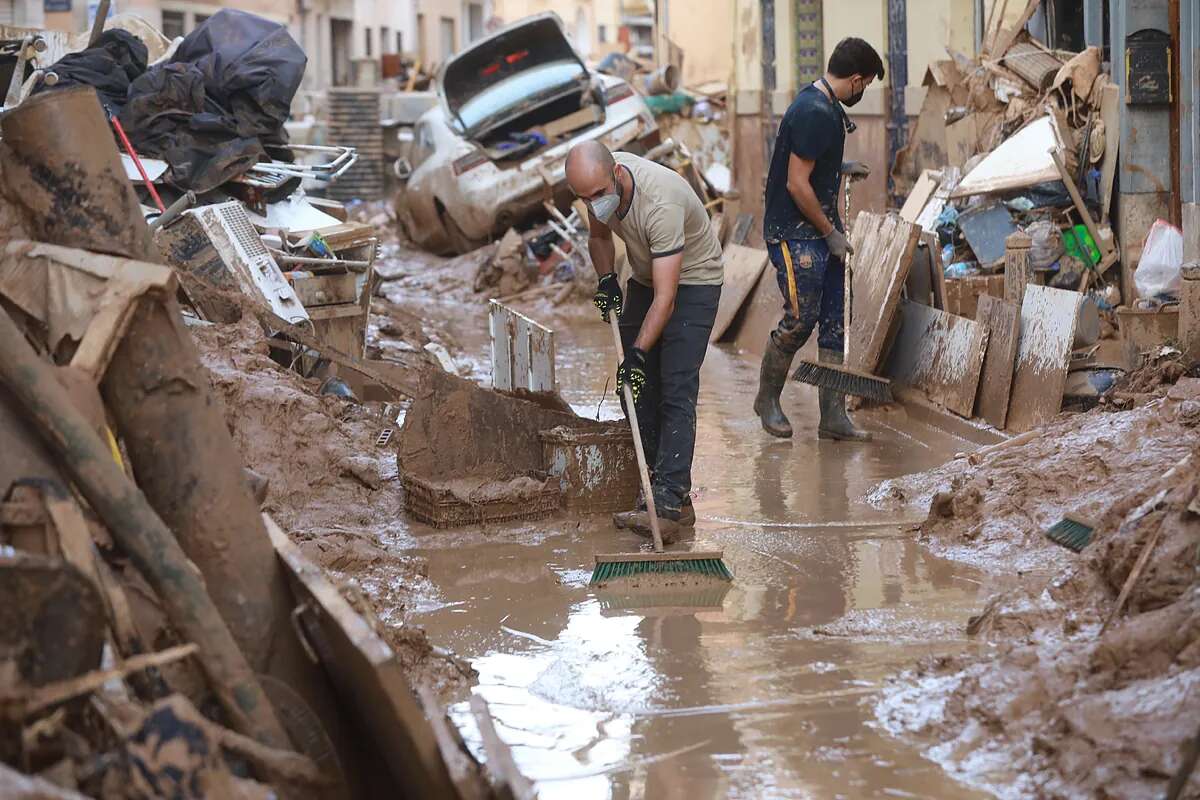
816;347;872;442
754;338;795;438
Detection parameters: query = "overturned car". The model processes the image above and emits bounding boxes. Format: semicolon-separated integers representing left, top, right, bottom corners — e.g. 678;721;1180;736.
395;12;660;254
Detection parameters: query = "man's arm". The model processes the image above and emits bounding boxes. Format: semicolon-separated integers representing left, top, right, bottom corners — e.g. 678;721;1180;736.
633;251;682;351
587;209;617;277
786;153;833;235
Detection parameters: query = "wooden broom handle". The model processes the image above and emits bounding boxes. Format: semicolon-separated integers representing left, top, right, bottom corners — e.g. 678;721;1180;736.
610;313;665;553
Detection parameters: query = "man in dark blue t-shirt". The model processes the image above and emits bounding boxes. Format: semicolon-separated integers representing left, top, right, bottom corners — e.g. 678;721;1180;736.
754;37;885;441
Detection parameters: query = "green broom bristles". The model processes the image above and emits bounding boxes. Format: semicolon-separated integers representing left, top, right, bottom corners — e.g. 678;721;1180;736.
792;359;893;403
590;557;733;586
1044;515;1095;553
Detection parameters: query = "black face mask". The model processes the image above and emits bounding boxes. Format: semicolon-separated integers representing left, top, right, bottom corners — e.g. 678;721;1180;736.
844;87;865;107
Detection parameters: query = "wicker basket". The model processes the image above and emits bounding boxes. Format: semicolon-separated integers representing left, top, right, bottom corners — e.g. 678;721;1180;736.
401;473;561;528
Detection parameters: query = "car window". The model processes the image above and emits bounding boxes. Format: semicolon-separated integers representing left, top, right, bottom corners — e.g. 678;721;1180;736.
456;61;584;132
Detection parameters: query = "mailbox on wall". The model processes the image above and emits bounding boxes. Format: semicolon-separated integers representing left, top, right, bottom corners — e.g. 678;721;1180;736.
1125;28;1173;105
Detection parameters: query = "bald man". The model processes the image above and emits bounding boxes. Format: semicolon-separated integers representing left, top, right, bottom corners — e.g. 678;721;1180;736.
565;142;723;542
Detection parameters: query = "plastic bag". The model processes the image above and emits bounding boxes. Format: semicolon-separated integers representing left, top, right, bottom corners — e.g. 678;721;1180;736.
1027;219;1063;269
1134;219;1184;299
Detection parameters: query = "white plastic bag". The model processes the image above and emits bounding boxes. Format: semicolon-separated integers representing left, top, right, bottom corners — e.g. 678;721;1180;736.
1134;219;1184;299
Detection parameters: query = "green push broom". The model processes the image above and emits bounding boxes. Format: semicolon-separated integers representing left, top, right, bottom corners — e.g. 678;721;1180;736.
589;313;733;588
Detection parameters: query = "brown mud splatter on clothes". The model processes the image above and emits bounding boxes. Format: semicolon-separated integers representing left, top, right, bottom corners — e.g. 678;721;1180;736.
872;379;1200;799
189;317;470;695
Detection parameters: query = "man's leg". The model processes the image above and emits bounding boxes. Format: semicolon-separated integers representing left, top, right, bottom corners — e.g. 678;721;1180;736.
815;253;871;441
618;280;661;465
754;239;826;437
651;283;720;518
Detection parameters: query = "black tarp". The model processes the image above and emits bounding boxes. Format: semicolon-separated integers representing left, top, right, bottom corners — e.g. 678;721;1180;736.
36;9;306;193
33;29;147;113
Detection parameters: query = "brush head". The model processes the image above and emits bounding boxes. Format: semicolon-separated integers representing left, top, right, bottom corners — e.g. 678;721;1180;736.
792;359;893;403
589;553;733;586
1044;516;1095;552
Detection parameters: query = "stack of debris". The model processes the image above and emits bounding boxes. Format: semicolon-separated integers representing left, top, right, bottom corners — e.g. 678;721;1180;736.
0;12;539;800
876;0;1200;433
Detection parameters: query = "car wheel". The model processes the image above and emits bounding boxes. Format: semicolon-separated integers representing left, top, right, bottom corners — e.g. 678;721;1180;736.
442;211;487;255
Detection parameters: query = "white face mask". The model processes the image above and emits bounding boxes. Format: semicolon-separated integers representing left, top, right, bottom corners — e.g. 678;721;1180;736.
589;191;620;224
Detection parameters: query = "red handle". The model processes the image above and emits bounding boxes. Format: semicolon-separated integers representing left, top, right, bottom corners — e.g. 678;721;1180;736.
109;114;166;213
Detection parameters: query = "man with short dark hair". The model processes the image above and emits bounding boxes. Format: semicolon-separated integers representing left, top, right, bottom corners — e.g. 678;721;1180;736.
754;37;885;441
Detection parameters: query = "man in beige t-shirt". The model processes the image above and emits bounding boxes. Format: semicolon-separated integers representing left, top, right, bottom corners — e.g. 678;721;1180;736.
565;141;724;541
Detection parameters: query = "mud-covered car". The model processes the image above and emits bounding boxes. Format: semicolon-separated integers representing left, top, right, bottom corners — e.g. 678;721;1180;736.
394;13;660;254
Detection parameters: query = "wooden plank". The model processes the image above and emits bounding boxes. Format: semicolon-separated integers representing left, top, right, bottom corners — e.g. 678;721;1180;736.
489;301;513;391
926;231;947;310
1099;79;1120;223
1050;148;1114;269
512;315;532;391
710;244;769;342
846;212;921;374
529;324;555;392
974;295;1022;428
899;170;939;223
883;299;989;418
1006;284;1084;433
264;515;462;798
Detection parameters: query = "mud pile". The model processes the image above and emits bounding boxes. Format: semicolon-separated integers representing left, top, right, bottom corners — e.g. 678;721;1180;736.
872;381;1200;798
190;318;471;693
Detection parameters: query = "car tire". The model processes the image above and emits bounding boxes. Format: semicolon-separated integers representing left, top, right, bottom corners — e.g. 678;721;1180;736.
442;210;487;255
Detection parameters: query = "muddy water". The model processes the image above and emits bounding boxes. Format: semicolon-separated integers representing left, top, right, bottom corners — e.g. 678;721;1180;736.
403;318;1000;799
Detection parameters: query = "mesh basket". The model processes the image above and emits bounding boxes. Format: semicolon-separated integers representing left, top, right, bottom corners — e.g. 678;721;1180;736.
401;473;561;529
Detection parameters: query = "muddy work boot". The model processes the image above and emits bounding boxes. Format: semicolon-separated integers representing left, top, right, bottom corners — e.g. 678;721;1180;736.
753;338;796;438
613;496;695;529
816;347;872;442
625;511;682;545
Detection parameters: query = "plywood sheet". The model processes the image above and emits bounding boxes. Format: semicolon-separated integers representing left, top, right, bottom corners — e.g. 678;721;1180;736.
899;170;939;223
846;212;921;374
951;116;1063;198
974;295;1021;429
883;299;989;418
711;244;769;342
1006;285;1084;433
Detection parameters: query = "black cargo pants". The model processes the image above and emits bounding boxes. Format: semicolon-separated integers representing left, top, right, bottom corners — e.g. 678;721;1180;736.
618;279;721;517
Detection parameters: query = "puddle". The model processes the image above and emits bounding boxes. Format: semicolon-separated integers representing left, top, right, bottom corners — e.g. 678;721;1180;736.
397;317;1002;798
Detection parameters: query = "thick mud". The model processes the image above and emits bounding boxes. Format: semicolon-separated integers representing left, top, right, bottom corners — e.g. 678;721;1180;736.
872;378;1200;799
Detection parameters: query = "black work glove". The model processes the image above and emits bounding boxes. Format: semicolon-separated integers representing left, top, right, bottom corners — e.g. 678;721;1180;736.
594;272;623;321
616;347;648;405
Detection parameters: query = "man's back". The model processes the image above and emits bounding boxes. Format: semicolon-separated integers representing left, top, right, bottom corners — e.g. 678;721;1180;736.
609;152;724;288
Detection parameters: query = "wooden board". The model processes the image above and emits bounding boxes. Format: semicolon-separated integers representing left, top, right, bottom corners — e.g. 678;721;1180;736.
846;212;921;373
883;299;989;418
489;300;556;392
710;244;769;342
264;516;463;798
1098;79;1120;223
1006;285;1084;433
974;295;1022;429
899;170;939;223
926;231;947;310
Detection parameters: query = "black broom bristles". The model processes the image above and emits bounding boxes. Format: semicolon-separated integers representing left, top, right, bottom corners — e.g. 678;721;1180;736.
792;359;893;403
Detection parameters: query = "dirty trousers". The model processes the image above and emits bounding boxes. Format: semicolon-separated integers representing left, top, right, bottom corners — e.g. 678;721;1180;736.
618;280;721;515
765;237;845;354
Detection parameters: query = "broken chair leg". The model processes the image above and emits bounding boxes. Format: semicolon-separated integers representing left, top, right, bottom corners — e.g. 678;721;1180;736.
0;305;290;750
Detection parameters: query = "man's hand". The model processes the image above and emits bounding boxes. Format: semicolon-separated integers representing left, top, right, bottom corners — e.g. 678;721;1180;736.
825;228;854;261
616;347;648;404
593;272;623;321
840;161;870;181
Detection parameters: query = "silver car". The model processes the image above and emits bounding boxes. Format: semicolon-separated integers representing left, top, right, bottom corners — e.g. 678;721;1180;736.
395;12;661;254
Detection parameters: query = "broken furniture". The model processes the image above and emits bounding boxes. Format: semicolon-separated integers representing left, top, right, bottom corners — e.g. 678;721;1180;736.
490;300;556;393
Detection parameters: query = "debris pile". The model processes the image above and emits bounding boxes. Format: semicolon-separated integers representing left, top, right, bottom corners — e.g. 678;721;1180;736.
0;8;536;799
872;376;1200;798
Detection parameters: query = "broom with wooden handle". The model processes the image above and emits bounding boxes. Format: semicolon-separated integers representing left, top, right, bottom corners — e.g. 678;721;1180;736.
790;179;893;403
590;312;733;587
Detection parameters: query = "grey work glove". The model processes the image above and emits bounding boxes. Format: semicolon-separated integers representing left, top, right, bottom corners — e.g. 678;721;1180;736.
824;228;854;261
840;161;870;180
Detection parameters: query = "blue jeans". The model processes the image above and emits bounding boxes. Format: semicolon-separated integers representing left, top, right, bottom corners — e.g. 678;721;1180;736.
765;238;845;355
